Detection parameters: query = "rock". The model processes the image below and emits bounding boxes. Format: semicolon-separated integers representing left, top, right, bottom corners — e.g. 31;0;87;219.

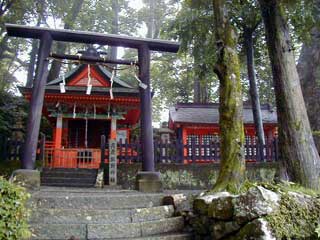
94;168;104;188
208;195;235;220
233;186;280;224
224;218;276;240
194;192;233;215
212;221;241;239
10;169;40;190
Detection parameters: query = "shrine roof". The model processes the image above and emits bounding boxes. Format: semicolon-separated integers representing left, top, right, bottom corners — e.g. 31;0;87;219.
169;103;278;125
47;64;135;89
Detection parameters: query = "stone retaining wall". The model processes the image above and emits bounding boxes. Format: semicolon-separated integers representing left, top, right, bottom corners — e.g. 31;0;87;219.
104;162;278;190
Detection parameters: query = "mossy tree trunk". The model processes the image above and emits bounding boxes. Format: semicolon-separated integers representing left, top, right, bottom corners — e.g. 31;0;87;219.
259;0;320;190
212;0;245;192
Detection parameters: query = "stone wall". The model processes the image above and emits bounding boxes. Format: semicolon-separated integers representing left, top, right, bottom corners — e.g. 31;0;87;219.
104;162;278;190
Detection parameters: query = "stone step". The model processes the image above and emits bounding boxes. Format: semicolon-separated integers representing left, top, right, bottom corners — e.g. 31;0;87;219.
29;217;184;240
42;168;98;174
40;182;96;188
28;193;164;210
133;233;192;240
41;177;96;184
41;171;97;178
29;205;175;224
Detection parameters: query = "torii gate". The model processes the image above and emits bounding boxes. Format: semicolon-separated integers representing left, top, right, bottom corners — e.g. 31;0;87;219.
6;24;179;191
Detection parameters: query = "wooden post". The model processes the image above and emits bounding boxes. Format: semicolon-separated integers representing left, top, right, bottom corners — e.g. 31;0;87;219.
22;32;52;169
39;133;46;167
138;44;154;172
110;117;117;140
177;128;184;163
100;135;106;168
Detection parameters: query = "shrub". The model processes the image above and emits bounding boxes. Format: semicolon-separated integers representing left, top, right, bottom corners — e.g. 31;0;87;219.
0;177;30;239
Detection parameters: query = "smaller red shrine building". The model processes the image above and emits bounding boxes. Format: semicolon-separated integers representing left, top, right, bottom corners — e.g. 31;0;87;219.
169;103;278;161
20;48;140;169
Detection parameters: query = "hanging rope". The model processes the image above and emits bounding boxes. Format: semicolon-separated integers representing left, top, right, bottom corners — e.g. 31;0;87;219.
59;73;66;93
86;64;92;95
107;103;111;118
84;107;88;148
109;67;116;100
93;104;96;119
131;63;147;89
73;103;77;119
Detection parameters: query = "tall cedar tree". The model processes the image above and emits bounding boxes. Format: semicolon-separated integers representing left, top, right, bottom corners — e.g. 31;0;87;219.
297;0;320;154
259;0;320;190
212;0;245;192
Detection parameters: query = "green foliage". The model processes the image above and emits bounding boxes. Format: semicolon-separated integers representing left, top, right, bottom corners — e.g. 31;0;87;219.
0;160;21;180
164;0;217;103
0;91;27;139
0;177;31;240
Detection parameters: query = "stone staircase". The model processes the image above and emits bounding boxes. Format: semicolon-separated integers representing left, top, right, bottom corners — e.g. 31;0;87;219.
41;168;98;188
28;187;192;239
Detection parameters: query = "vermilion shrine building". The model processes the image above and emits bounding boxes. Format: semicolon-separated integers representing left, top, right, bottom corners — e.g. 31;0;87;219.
168;103;278;162
169;103;277;144
20;48;141;168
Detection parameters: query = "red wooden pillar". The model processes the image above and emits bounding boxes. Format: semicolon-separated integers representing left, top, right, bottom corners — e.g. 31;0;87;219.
54;114;63;149
22;32;52;169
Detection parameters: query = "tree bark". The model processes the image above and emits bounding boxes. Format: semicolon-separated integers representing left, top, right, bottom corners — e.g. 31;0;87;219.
146;0;156;39
297;0;320;155
193;77;201;103
243;27;265;161
47;0;84;82
259;0;320;190
109;0;119;61
297;29;320;155
212;0;245;192
26;9;43;87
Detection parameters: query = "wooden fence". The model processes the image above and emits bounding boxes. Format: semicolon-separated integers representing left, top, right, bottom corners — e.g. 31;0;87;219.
116;136;279;164
1;135;279;164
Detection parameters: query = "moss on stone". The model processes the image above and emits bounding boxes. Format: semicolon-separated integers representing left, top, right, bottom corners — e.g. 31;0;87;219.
262;183;320;239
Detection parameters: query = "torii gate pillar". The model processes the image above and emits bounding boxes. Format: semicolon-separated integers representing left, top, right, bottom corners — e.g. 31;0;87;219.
135;45;162;192
23;32;52;169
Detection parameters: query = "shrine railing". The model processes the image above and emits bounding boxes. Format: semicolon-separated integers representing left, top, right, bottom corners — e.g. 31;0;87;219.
116;137;279;164
0;135;279;166
43;148;101;169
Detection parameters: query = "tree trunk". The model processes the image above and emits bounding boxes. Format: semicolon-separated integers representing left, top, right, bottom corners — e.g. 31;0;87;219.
297;29;320;154
297;0;320;155
212;0;245;192
146;0;156;39
26;10;42;88
193;77;201;103
47;0;84;82
108;0;119;70
243;27;265;161
259;0;320;190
